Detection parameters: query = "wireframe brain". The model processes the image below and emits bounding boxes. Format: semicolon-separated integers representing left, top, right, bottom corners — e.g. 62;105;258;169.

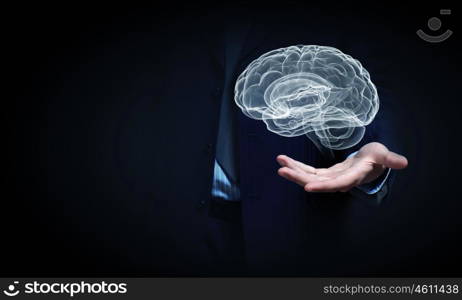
234;45;379;150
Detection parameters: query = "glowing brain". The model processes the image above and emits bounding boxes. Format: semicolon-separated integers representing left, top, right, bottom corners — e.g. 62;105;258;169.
234;45;379;150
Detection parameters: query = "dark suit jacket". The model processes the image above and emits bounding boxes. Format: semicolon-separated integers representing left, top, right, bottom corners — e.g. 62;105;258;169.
110;7;401;275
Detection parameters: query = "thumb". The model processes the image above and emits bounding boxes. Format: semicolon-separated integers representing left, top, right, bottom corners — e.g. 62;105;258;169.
380;151;408;169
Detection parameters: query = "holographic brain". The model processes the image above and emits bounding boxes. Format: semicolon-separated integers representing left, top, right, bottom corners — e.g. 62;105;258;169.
234;45;379;150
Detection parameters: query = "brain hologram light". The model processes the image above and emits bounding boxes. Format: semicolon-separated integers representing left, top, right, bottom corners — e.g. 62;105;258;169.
234;45;379;150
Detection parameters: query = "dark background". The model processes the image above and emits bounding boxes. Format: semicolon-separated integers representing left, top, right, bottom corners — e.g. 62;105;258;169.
4;2;461;276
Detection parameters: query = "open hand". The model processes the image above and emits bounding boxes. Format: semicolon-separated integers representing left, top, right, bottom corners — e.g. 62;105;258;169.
277;142;408;193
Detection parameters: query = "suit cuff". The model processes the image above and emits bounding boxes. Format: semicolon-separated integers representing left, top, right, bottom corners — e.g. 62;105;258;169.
347;151;391;195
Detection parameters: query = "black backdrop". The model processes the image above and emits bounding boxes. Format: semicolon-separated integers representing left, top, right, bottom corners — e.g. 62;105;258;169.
4;2;461;276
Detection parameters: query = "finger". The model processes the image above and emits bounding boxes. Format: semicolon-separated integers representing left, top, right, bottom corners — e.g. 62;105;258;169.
293;160;317;174
278;167;322;187
380;151;408;169
277;155;316;174
312;167;329;175
305;169;362;192
276;155;296;168
315;162;347;176
278;167;307;187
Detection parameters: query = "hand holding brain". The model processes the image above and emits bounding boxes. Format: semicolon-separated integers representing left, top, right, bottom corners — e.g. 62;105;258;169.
234;45;379;150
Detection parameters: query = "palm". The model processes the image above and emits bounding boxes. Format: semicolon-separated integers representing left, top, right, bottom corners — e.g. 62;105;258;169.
277;142;408;193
